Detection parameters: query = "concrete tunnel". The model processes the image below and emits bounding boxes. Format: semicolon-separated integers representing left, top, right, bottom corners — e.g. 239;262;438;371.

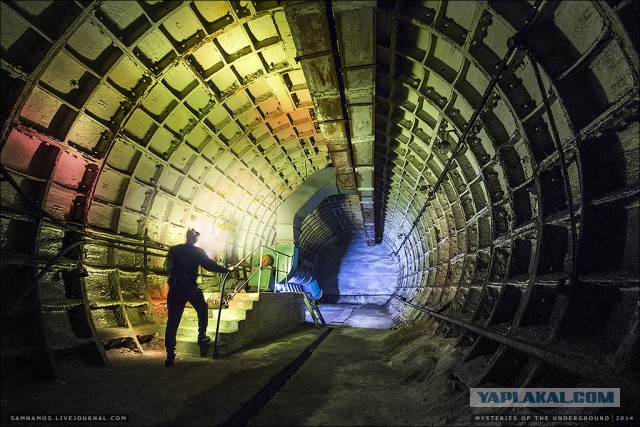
1;0;639;424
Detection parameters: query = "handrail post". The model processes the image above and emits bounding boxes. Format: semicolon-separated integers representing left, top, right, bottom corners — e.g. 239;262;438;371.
275;252;280;290
143;228;148;295
213;271;230;359
285;254;290;288
258;246;263;295
211;243;298;358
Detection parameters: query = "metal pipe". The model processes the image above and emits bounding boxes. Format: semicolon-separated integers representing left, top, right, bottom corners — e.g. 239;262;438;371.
324;0;358;181
392;1;544;256
374;12;400;244
392;295;639;395
0;163;80;234
84;234;169;252
1;163;172;253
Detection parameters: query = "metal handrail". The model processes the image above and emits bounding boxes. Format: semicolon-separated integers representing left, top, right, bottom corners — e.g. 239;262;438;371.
213;271;231;359
212;244;294;358
207;243;294;305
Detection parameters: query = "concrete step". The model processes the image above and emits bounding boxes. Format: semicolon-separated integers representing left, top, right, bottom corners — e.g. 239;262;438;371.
178;317;238;334
182;307;247;321
231;292;260;301
226;299;254;309
201;292;259;309
178;316;240;332
175;326;234;357
170;293;260;358
166;291;305;359
174;336;229;358
203;292;261;302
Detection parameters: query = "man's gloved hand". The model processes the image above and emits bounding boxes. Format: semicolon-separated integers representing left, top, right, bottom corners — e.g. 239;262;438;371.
227;266;235;273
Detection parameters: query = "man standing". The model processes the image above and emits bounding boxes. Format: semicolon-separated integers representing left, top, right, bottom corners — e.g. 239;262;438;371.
164;228;233;367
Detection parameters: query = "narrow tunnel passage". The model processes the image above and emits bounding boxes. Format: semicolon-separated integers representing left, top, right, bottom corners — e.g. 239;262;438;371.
1;0;639;425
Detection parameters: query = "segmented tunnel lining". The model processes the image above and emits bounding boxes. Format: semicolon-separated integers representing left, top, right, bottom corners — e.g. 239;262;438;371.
221;327;333;427
0;0;638;413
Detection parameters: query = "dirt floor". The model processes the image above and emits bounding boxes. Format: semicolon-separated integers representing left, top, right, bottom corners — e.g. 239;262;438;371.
2;324;323;426
0;304;609;426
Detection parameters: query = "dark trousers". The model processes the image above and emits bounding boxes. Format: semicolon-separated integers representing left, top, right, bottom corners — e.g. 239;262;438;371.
164;287;208;354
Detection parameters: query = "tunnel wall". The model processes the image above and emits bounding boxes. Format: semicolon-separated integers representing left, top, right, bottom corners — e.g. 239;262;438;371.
0;0;638;398
373;0;639;392
0;0;332;371
313;231;397;304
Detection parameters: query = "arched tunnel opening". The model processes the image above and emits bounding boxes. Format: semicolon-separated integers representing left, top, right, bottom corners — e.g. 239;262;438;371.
1;0;639;425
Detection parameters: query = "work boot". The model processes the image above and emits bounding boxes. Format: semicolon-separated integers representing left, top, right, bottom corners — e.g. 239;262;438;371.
197;335;212;345
165;352;175;367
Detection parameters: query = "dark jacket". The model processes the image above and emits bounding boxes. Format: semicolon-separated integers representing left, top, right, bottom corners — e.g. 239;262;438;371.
166;244;228;289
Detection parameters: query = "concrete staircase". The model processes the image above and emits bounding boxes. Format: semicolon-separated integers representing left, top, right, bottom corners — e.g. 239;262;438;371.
173;292;305;358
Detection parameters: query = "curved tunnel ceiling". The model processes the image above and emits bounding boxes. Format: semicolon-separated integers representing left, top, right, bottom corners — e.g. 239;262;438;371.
1;0;639;395
2;0;332;261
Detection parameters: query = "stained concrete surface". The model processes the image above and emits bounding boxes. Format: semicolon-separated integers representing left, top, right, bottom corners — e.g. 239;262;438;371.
2;303;480;426
253;305;429;426
2;325;323;426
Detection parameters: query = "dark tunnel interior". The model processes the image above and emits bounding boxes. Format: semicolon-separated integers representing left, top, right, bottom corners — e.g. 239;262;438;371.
1;0;639;424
